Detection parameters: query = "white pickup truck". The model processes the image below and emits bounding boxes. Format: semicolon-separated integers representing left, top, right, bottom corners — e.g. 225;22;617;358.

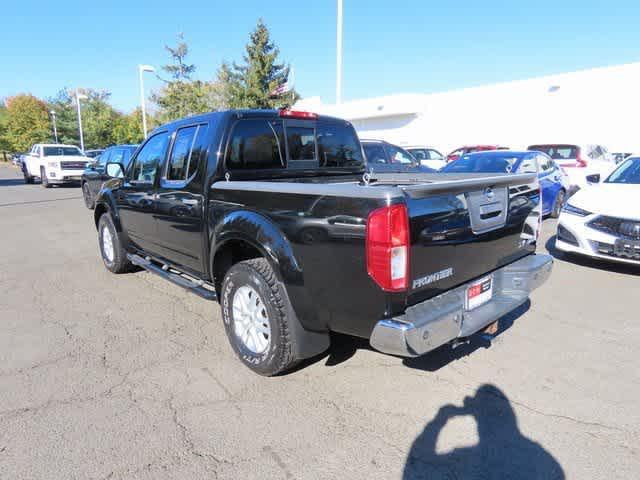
22;144;91;188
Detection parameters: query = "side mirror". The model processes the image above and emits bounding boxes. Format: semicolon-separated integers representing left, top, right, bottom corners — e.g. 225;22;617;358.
106;161;125;178
586;173;600;184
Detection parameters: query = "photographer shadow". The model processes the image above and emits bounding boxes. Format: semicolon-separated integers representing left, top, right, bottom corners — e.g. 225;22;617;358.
404;384;565;480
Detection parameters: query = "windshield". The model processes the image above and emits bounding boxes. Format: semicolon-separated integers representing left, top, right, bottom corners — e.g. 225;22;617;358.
43;146;83;156
605;157;640;184
441;152;527;173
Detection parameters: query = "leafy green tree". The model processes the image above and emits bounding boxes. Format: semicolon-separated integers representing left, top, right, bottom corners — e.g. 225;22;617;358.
5;94;50;152
0;101;10;151
112;108;147;145
48;88;123;149
220;19;298;109
152;34;226;122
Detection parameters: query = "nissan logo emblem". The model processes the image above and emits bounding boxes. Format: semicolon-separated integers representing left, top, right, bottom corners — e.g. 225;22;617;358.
484;187;495;200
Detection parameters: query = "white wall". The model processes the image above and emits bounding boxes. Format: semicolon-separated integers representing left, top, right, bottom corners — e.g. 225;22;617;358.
296;63;640;154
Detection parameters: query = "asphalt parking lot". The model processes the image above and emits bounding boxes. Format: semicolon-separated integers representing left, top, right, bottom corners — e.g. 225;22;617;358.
0;162;638;479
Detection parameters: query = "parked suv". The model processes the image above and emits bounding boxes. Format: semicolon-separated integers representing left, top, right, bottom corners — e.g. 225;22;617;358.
22;144;90;187
527;144;616;188
93;109;552;376
82;144;138;209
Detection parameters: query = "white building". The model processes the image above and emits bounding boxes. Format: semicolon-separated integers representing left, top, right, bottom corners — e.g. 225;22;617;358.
295;62;640;154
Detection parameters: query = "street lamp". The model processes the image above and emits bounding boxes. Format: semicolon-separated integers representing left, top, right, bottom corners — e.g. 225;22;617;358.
75;89;88;152
138;64;156;138
50;110;58;144
336;0;343;104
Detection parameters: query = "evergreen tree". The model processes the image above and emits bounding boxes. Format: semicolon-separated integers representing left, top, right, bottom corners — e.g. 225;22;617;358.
220;19;298;109
152;34;225;122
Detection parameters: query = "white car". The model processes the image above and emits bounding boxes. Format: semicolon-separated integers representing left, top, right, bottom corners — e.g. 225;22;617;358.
404;145;447;170
22;144;90;188
555;156;640;265
527;143;617;189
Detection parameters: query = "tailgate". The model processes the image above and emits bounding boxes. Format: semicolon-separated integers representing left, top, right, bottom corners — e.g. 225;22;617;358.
398;172;539;305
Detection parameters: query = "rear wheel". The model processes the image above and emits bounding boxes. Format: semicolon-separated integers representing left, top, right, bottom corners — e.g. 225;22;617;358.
40;167;51;188
23;166;33;184
82;183;94;209
550;189;566;218
220;258;297;376
98;213;131;273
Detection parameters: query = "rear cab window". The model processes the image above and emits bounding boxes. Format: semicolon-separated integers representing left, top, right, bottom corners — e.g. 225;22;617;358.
225;115;364;174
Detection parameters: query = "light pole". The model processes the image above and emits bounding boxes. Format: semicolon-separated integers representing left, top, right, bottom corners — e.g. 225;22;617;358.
50;110;58;143
75;89;88;151
138;64;156;138
336;0;343;104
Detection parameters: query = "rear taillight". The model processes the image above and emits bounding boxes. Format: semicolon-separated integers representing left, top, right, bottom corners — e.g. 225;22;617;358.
576;149;587;168
366;204;410;292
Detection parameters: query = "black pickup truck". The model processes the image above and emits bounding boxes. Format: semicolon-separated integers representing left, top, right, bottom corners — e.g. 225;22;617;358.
94;109;552;375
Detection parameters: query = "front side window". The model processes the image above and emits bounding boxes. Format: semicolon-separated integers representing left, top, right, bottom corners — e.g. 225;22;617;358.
287;126;315;161
316;123;363;168
95;149;111;167
227;119;284;170
167;126;198;181
130;133;169;183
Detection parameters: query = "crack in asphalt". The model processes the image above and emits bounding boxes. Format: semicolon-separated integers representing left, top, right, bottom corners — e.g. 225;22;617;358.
0;196;82;207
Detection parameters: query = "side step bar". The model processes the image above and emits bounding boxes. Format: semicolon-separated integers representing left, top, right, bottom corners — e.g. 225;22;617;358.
127;254;217;301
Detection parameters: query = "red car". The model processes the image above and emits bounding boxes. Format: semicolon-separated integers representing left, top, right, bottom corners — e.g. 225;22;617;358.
446;145;509;162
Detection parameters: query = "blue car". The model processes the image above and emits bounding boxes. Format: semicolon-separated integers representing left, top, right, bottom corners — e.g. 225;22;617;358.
440;150;567;217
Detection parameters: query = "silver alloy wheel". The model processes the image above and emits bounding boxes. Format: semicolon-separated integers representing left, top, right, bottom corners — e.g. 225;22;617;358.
232;285;271;354
102;225;115;262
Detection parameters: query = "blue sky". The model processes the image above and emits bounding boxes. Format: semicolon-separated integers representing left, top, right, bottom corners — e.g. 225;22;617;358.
2;0;640;112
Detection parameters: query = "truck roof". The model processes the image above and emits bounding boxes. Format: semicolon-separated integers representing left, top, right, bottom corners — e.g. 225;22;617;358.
150;109;352;135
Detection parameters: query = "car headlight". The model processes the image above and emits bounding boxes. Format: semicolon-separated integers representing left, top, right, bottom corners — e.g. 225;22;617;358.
47;161;59;168
562;203;591;217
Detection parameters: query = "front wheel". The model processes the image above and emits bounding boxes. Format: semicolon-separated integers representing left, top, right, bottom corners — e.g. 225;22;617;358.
82;183;94;209
40;167;51;188
550;189;566;218
98;213;131;273
220;258;297;376
23;166;33;184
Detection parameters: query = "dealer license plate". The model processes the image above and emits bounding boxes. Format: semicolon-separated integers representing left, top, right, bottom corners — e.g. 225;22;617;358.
466;275;493;310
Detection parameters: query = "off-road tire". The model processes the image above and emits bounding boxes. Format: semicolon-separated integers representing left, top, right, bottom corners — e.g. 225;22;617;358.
221;258;297;376
98;213;131;274
82;183;95;209
40;167;51;188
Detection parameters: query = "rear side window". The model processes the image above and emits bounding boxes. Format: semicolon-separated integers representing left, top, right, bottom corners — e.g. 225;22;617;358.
167;126;198;181
227;119;284;170
317;123;363;168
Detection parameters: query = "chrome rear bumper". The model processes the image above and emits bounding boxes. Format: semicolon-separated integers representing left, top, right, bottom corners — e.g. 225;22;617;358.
369;254;553;357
